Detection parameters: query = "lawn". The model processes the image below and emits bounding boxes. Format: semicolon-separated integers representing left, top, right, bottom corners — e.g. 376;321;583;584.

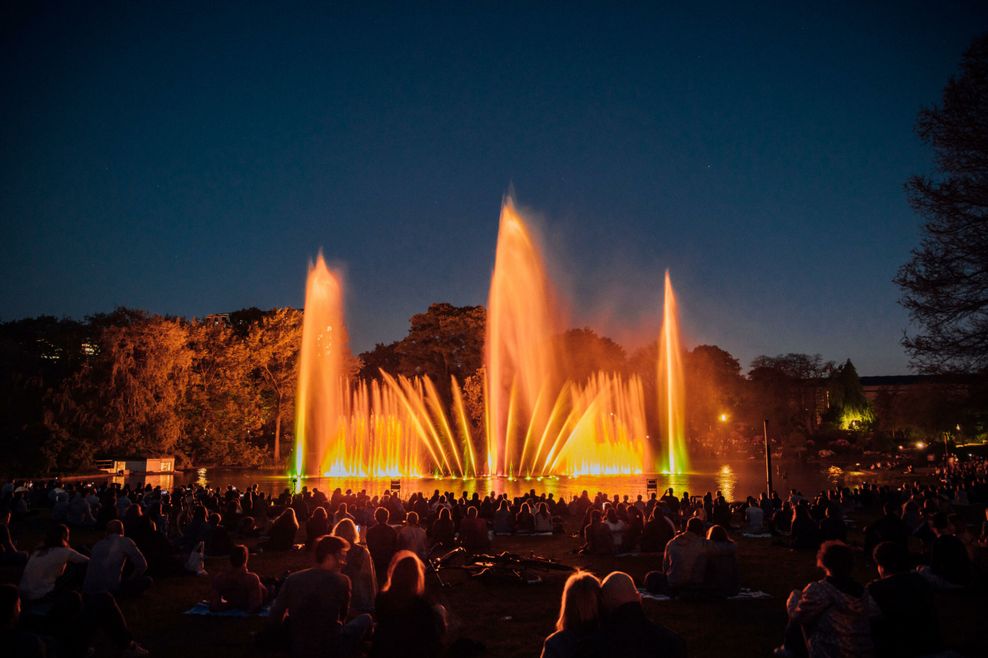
3;508;986;658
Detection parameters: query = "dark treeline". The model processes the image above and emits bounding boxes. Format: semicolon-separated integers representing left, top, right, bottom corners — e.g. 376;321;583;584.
1;303;984;476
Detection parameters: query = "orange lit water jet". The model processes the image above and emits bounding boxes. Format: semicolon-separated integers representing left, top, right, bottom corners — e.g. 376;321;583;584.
658;271;689;474
292;201;691;479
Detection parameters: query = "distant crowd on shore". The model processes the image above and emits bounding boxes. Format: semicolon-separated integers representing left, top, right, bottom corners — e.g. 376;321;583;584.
1;455;986;658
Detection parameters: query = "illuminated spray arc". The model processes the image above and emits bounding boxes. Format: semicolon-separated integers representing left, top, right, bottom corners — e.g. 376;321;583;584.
292;201;690;478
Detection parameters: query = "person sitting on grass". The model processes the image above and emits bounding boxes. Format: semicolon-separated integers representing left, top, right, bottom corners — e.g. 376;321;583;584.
868;541;940;658
366;507;398;579
458;506;490;554
19;524;89;604
0;524;28;567
790;502;820;550
333;519;377;613
604;507;627;549
371;550;446;658
533;502;553;534
777;540;876;658
818;507;847;543
540;570;602;658
516;503;535;533
493;499;514;534
744;496;765;534
210;544;267;613
595;571;685;658
0;584;46;658
582;510;614;556
305;507;329;550
83;520;151;598
704;525;739;597
204;512;233;557
863;503;909;559
265;507;299;551
641;508;676;553
397;512;429;562
268;535;372;658
919;512;973;589
429;507;455;548
645;517;707;596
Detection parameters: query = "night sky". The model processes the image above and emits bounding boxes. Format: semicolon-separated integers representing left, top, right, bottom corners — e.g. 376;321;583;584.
3;3;986;375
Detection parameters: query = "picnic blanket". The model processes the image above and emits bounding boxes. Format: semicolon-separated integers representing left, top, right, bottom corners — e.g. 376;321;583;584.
638;587;771;602
184;601;270;617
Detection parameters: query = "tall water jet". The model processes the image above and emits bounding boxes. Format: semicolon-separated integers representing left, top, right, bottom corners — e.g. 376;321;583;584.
657;271;689;474
293;253;348;477
485;198;557;476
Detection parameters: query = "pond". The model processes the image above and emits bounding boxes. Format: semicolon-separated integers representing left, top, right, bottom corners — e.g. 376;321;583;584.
110;456;877;503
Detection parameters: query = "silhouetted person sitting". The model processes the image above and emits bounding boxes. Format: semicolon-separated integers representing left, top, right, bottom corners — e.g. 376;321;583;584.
920;512;972;589
0;585;46;658
493;499;514;534
704;525;739;597
211;545;267;613
367;507;398;580
19;525;88;604
268;535;372;658
790;503;820;550
305;507;329;550
868;541;940;658
645;517;707;596
583;510;614;556
397;512;429;562
371;551;446;658
516;503;535;533
595;571;685;658
429;508;455;548
0;524;28;567
540;571;601;658
863;504;909;559
641;509;676;553
818;507;847;543
333;519;376;613
266;508;299;551
779;541;876;658
458;506;490;554
83;520;151;598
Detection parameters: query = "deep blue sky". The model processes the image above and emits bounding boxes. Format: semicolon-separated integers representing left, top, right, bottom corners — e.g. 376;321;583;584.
2;3;986;375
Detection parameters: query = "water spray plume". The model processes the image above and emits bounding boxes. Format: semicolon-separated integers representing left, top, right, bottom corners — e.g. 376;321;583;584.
292;200;691;479
658;271;689;474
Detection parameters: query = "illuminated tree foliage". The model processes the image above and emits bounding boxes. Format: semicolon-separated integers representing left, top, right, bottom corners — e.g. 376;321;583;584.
897;34;988;373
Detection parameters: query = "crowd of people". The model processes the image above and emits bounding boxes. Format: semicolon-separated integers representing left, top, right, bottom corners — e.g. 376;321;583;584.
0;454;985;657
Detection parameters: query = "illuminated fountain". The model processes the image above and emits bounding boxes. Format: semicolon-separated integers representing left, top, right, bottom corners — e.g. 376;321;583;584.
658;271;689;474
292;200;689;479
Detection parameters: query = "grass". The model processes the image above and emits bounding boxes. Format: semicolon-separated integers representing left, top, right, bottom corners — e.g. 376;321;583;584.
3;509;986;658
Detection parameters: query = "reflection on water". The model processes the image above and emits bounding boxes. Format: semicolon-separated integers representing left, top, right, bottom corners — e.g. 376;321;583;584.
118;458;866;502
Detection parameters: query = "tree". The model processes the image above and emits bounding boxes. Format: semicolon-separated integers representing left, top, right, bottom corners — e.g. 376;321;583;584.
555;327;627;383
246;307;303;464
185;318;265;466
825;359;874;430
684;345;743;439
896;34;988;373
48;310;194;465
748;353;835;433
394;303;486;402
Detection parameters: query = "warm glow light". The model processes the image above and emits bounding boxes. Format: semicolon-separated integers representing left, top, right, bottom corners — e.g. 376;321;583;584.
718;413;729;423
915;441;926;449
292;201;691;479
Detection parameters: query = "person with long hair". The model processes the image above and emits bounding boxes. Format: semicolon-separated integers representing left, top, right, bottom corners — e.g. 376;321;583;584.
266;507;299;551
305;507;329;550
540;571;602;658
534;502;553;533
332;518;377;613
19;524;88;602
429;507;455;548
371;550;445;658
